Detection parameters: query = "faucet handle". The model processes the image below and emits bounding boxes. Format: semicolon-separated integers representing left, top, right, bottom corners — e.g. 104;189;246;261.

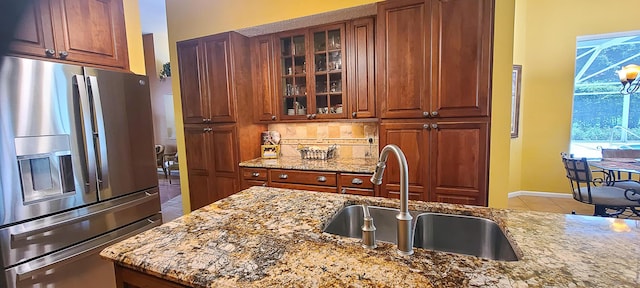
361;205;377;249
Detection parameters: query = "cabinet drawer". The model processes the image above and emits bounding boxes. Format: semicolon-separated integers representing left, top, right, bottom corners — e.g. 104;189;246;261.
339;173;374;189
270;169;337;187
270;182;338;193
241;180;267;190
242;168;268;181
340;187;374;197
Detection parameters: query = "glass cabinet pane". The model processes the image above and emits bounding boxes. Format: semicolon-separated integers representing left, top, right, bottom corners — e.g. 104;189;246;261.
280;34;308;117
313;28;344;116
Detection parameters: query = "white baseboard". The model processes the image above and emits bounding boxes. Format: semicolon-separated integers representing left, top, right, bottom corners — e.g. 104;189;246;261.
508;190;572;199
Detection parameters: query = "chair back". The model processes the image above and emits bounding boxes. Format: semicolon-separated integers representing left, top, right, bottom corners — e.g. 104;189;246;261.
155;145;165;168
561;153;594;203
601;148;640;159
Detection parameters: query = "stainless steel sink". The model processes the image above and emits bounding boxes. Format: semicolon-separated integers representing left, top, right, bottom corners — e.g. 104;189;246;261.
323;205;416;243
324;205;519;261
413;213;518;261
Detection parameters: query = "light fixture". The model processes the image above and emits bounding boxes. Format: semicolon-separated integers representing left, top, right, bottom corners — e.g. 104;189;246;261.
616;64;640;94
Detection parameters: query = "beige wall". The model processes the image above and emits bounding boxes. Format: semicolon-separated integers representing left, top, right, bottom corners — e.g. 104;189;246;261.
143;34;176;153
165;0;516;211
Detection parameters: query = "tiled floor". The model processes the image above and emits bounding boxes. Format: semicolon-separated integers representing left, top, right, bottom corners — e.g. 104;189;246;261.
508;194;640;219
158;172;184;223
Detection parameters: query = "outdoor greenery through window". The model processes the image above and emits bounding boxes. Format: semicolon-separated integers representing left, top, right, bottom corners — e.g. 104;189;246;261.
570;31;640;158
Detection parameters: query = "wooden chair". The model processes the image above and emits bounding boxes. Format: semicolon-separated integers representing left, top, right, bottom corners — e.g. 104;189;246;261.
163;152;179;184
155;145;166;177
561;153;640;217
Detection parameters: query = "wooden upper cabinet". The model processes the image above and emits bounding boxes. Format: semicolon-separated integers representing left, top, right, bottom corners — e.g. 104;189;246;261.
429;121;488;206
379;121;430;201
202;34;237;123
10;0;55;58
178;32;249;124
54;0;128;68
177;39;208;124
431;0;493;118
11;0;129;69
377;0;431;119
250;35;278;122
377;0;493;119
347;17;376;119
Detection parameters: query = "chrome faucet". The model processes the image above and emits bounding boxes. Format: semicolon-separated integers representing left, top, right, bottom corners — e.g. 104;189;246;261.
370;144;414;256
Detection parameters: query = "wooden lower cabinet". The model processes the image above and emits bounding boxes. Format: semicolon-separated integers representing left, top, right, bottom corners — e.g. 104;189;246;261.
184;124;242;211
379;120;489;206
240;167;375;196
115;264;187;288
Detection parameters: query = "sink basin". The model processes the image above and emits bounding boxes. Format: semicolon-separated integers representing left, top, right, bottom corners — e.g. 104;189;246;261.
413;213;518;261
323;205;415;243
324;205;519;261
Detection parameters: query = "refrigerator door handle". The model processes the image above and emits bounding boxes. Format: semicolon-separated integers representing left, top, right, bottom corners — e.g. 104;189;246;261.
13;214;161;281
10;191;158;241
72;75;97;193
86;76;108;189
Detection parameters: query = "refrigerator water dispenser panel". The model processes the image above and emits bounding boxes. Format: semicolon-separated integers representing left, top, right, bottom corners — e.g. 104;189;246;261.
15;135;75;204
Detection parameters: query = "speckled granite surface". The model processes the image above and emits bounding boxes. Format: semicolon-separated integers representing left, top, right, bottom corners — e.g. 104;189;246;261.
239;157;377;173
101;187;640;287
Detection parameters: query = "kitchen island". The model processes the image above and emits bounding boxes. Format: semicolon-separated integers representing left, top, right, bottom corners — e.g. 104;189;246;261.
100;187;640;287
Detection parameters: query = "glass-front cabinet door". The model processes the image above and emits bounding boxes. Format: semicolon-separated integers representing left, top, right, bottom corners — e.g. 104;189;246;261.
311;24;345;119
276;24;345;120
278;32;308;119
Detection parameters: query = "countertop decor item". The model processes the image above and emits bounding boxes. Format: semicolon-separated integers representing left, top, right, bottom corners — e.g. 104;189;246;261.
159;62;171;79
297;144;337;160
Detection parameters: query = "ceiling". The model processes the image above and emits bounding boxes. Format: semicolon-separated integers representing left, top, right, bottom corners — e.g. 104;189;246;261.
138;0;168;35
136;1;376;37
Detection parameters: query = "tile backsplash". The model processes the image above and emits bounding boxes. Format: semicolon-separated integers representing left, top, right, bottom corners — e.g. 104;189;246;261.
267;122;379;159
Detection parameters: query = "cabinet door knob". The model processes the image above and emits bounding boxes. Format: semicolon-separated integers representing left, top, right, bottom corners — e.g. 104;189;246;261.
271;115;276;120
279;174;288;179
45;49;55;56
251;172;260;177
423;124;430;130
59;51;68;58
431;111;439;117
311;114;317;119
306;114;312;119
317;176;327;182
352;178;363;185
431;123;438;129
262;183;267;187
341;188;347;194
352;112;357;118
423;111;430;118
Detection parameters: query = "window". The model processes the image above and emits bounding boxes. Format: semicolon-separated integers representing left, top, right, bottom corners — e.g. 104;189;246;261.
570;31;640;158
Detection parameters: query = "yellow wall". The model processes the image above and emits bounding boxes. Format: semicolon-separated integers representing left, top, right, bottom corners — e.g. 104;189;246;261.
122;0;145;75
514;0;640;194
488;0;515;208
165;0;516;211
508;0;526;192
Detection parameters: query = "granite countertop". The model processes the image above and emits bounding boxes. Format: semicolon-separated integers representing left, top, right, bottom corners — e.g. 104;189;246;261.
239;157;377;173
101;187;640;287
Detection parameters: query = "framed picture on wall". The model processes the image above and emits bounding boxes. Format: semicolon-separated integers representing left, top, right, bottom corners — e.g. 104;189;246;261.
511;65;522;138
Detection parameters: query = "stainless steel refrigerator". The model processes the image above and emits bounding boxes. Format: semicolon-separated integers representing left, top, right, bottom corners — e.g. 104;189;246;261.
0;56;162;287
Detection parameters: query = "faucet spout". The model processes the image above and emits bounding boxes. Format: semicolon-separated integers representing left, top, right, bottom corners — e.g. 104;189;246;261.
370;144;413;256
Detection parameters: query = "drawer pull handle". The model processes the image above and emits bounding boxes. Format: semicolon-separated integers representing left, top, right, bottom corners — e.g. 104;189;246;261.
317;176;327;182
352;178;363;185
341;188;347;194
279;174;288;179
251;172;260;177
